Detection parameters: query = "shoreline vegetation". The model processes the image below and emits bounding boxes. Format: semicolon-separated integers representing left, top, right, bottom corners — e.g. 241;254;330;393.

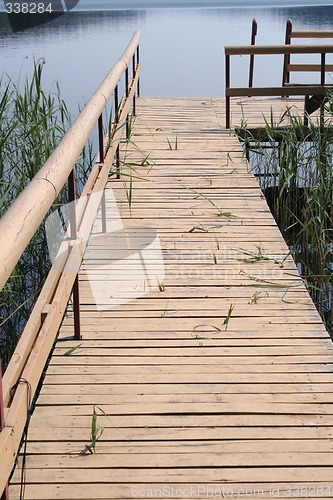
237;106;333;336
0;63;92;368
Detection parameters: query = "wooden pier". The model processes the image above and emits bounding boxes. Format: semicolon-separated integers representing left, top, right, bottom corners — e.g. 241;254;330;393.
7;95;333;499
2;30;333;500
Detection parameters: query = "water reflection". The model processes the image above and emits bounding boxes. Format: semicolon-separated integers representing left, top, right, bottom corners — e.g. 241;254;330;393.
199;5;333;27
269;5;333;26
5;0;72;33
0;9;147;111
0;9;147;41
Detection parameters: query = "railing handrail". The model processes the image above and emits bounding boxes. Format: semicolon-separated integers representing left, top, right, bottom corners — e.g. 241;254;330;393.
0;30;141;293
291;29;333;38
225;43;333;56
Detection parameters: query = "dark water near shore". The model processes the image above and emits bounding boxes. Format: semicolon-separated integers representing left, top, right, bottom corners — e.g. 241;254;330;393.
1;2;333;111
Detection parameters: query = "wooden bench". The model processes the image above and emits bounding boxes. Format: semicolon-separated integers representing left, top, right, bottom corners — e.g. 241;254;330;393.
225;44;333;128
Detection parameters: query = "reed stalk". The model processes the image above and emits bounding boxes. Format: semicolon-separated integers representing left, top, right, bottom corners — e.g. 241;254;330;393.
0;62;93;367
237;108;333;334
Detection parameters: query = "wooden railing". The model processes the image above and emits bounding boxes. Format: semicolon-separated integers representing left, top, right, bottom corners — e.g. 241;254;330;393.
0;30;141;498
283;20;333;86
225;44;333;128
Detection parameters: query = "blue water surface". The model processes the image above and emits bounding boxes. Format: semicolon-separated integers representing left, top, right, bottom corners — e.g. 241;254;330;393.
0;1;333;111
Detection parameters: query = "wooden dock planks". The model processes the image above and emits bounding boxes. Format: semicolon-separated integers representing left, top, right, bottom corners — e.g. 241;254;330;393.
9;97;333;499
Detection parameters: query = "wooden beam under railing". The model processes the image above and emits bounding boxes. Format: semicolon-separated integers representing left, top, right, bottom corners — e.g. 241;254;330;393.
292;29;333;38
226;44;333;55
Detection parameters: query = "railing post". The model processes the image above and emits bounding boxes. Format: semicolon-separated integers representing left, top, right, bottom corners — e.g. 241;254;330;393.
131;45;140;118
282;19;293;87
304;95;309;126
98;114;104;164
68;171;81;341
0;359;9;500
225;53;230;129
321;52;326;86
136;45;140;98
125;67;129;140
249;18;257;89
98;115;107;233
132;54;137;117
114;84;120;179
320;52;326;128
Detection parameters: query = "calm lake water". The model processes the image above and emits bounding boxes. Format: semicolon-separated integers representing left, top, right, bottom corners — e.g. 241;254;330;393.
1;1;333;112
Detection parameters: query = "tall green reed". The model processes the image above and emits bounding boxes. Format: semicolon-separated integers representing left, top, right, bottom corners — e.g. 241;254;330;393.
0;62;93;367
238;108;333;334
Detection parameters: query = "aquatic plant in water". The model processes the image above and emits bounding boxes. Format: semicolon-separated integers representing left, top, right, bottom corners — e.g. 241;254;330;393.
238;108;333;334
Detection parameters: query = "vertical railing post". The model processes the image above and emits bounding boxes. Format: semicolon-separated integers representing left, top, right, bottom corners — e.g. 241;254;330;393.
320;52;326;128
98;114;107;233
98;114;104;164
125;67;130;140
136;45;140;98
131;44;140;118
225;53;231;129
132;54;137;117
249;18;257;89
321;52;326;86
68;170;81;341
114;84;120;179
0;359;9;500
245;139;250;162
114;84;119;129
304;95;309;126
282;19;293;87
